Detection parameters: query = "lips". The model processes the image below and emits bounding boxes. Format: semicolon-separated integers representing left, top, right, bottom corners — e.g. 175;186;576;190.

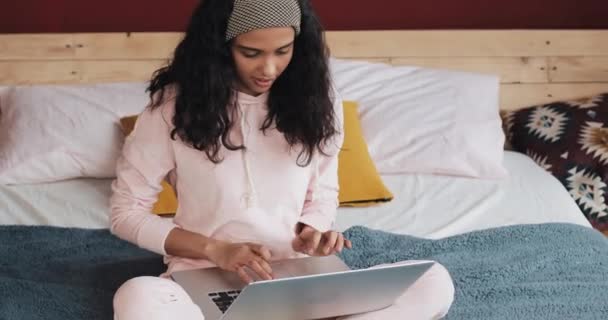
254;78;273;88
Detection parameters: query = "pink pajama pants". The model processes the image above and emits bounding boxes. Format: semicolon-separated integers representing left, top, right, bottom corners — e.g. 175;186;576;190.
113;260;455;320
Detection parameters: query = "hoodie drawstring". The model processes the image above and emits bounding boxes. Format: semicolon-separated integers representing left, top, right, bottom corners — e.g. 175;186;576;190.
239;106;258;208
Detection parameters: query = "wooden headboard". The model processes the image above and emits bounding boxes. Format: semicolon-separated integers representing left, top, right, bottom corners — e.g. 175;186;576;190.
1;30;607;111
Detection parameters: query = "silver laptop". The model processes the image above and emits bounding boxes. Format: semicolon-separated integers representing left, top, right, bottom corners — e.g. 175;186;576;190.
171;255;434;320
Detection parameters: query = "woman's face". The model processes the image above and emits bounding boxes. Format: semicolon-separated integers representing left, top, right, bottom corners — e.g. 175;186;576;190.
231;27;295;96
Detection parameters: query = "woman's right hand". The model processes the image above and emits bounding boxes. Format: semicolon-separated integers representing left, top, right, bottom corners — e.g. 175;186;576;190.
206;240;275;284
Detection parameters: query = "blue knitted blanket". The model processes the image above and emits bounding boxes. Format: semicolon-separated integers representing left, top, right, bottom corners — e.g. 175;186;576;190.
1;223;607;319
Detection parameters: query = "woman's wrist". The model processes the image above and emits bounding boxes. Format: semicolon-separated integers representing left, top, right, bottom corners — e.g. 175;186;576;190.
165;227;222;260
200;235;223;261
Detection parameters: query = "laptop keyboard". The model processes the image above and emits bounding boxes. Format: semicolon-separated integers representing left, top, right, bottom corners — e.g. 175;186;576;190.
208;290;242;313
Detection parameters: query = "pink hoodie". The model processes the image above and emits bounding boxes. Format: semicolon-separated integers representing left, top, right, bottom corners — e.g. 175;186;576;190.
109;89;344;276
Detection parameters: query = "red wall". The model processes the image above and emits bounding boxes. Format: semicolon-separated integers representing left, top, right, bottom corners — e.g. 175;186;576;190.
1;0;607;33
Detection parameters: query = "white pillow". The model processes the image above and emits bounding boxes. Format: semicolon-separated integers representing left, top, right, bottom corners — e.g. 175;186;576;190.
0;82;149;184
330;58;508;179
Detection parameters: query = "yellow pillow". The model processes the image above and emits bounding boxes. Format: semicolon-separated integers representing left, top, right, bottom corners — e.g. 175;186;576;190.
119;101;392;213
338;101;393;206
120;116;178;216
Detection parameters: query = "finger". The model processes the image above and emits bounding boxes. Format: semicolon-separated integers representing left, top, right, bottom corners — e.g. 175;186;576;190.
297;225;314;236
297;226;321;255
291;237;304;252
295;223;307;235
251;244;272;261
257;258;275;279
297;226;315;241
237;266;253;284
308;231;323;255
345;239;353;249
249;260;273;281
323;231;338;255
334;233;345;253
292;236;305;253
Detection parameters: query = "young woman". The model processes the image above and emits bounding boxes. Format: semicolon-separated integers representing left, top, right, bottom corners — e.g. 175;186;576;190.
110;0;454;319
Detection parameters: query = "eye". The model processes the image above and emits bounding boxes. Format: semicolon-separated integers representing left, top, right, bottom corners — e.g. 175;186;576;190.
276;46;292;55
242;51;259;58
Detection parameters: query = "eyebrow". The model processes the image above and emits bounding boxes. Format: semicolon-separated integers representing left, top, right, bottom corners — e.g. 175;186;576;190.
236;41;294;52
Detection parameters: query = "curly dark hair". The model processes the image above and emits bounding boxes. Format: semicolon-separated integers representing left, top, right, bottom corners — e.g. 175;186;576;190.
147;0;337;166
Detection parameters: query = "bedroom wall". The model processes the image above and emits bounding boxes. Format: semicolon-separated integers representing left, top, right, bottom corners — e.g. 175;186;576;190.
1;0;607;33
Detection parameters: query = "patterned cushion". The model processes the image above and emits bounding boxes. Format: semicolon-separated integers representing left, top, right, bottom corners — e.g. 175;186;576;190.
502;93;608;232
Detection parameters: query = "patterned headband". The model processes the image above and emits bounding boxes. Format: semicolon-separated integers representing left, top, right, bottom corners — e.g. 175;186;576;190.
225;0;302;41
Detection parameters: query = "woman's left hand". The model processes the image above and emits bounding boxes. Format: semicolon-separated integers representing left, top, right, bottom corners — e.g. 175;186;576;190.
292;224;352;256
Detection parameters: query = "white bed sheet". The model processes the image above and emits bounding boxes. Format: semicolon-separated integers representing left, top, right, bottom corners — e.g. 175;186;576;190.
0;178;111;228
0;151;591;238
335;151;590;238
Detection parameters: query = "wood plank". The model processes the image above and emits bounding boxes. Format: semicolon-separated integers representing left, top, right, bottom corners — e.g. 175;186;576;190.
390;57;548;83
3;30;606;61
76;60;167;82
542;31;608;57
500;83;608;111
1;57;547;85
0;61;79;84
326;30;608;58
549;56;608;83
0;34;75;60
343;57;391;64
4;62;607;113
0;60;167;84
71;31;569;59
72;33;182;60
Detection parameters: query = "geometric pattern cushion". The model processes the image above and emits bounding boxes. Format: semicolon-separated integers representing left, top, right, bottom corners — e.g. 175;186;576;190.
502;92;608;232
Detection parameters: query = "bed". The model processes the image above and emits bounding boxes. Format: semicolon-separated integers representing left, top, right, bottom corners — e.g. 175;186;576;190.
1;30;608;319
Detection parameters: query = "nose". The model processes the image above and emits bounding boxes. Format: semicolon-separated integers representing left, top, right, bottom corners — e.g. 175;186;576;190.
262;58;277;78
